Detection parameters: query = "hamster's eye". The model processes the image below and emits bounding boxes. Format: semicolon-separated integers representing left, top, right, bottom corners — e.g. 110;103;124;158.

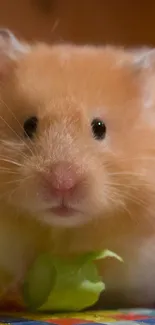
91;118;106;140
24;116;38;138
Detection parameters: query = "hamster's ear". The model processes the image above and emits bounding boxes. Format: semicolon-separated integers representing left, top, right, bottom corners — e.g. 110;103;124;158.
132;48;155;72
0;29;30;58
0;29;30;79
132;48;155;121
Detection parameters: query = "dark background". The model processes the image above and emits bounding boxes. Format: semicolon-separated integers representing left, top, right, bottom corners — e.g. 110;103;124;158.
0;0;155;46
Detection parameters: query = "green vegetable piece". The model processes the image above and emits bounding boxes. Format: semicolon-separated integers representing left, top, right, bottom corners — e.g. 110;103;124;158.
23;254;56;309
23;250;122;312
78;249;123;263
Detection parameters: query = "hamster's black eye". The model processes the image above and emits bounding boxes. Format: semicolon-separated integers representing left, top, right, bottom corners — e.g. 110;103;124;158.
24;116;38;138
91;118;106;140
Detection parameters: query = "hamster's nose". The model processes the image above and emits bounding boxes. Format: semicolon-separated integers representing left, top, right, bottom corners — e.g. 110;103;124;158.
44;162;80;196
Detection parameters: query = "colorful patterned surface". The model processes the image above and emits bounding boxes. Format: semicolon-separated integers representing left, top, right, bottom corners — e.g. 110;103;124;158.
0;309;155;324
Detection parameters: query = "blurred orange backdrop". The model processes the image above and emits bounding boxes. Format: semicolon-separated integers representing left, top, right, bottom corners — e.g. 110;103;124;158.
0;0;154;46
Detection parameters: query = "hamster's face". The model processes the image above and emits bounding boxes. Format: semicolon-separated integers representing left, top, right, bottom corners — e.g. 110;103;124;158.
0;44;155;227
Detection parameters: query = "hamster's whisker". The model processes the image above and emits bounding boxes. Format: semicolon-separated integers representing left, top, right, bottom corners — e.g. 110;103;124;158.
0;140;29;160
107;185;149;209
0;169;20;175
106;181;142;189
4;150;28;161
0;98;38;155
3;179;25;186
0;165;17;171
119;156;155;162
0;114;34;156
104;156;155;168
6;176;33;201
0;150;28;162
11;174;33;185
106;181;153;191
103;187;123;204
109;171;145;177
119;192;148;209
104;195;120;208
2;175;33;190
0;157;23;167
0;152;30;168
122;205;140;226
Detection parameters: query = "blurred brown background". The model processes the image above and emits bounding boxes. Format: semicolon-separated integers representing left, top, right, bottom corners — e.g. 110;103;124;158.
0;0;155;46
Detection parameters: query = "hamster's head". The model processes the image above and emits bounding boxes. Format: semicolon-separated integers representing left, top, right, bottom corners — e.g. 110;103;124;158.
0;30;155;228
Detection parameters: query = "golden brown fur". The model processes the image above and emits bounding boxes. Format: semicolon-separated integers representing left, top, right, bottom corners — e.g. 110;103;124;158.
0;31;155;307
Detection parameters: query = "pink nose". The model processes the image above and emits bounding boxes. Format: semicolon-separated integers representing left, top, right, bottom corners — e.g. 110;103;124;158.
45;162;79;196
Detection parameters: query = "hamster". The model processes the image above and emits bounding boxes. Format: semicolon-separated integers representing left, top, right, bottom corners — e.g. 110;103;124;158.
0;29;155;308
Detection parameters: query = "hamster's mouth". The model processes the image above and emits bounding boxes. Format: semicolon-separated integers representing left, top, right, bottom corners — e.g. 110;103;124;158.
39;204;86;227
47;205;78;217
